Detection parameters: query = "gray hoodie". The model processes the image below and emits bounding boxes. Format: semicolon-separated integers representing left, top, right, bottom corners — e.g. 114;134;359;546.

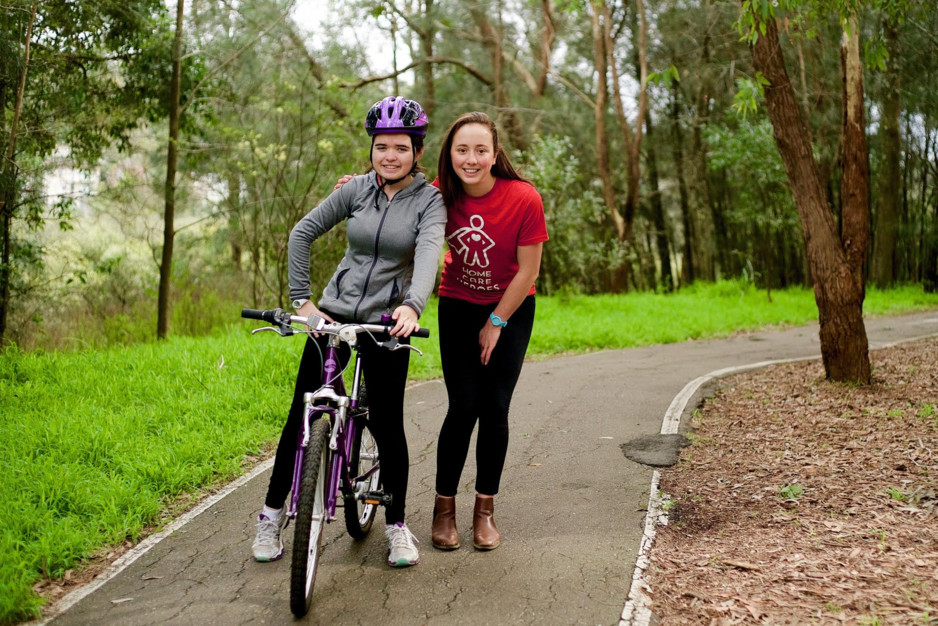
289;172;447;323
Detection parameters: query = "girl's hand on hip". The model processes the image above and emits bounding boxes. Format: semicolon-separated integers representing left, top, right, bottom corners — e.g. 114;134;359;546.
479;323;502;365
390;305;420;337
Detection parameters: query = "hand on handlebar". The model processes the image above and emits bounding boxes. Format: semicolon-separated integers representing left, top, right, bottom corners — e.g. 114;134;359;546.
389;305;420;338
297;301;333;336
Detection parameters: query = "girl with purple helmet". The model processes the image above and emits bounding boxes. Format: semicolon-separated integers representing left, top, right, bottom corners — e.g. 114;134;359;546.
251;96;446;568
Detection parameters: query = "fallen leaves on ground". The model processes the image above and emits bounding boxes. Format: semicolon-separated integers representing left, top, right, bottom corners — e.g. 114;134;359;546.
646;336;938;625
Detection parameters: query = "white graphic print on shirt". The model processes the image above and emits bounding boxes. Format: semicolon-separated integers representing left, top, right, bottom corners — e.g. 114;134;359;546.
447;215;499;291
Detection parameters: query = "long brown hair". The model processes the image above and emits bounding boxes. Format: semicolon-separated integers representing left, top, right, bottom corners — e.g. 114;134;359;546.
437;112;528;208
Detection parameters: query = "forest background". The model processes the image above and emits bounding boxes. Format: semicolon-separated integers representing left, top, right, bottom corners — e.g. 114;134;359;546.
1;0;936;354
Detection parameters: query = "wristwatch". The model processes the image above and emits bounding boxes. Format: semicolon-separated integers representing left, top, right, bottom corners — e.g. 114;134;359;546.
489;312;507;328
292;298;310;309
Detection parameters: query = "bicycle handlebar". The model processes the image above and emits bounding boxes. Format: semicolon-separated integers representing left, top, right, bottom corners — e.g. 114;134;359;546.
241;307;430;339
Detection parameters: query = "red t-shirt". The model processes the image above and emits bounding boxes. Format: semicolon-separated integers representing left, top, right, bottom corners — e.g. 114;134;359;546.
438;177;549;304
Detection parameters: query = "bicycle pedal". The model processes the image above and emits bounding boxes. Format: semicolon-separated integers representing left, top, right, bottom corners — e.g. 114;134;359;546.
362;491;392;507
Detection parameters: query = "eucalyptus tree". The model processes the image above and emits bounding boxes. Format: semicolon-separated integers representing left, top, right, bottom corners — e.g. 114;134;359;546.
739;0;886;383
0;0;167;346
869;4;901;287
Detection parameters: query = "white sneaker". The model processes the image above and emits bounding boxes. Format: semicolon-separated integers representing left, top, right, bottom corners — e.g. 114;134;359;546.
385;522;420;567
253;513;287;562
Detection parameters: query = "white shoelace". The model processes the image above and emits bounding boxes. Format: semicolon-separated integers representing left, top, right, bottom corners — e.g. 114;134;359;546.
387;524;419;550
256;516;281;543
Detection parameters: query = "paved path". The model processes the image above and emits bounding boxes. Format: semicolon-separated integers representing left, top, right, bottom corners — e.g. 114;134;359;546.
47;312;938;625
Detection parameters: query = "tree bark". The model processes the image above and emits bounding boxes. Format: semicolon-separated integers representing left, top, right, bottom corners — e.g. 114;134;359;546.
588;2;622;241
690;2;716;281
749;15;870;383
536;0;555;97
839;14;870;290
0;0;39;346
158;0;185;340
669;80;693;285
604;0;644;246
227;173;242;270
645;112;673;290
420;0;436;116
870;16;901;288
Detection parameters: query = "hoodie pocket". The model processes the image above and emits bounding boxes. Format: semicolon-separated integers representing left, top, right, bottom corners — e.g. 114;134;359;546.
334;268;350;297
386;278;400;309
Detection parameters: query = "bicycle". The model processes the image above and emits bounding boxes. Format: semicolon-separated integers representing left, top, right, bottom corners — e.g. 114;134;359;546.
241;307;428;617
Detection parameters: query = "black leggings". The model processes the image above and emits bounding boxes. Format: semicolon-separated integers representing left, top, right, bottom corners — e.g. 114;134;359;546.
265;321;411;525
435;295;535;497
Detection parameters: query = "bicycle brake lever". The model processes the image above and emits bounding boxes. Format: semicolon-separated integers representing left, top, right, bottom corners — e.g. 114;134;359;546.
251;326;296;336
403;344;424;356
379;338;423;356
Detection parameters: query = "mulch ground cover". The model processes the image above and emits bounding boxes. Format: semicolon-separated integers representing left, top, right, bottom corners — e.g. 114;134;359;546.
646;336;938;624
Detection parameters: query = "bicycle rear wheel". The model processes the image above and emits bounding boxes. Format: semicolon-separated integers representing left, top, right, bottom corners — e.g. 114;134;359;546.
290;417;331;617
344;416;381;539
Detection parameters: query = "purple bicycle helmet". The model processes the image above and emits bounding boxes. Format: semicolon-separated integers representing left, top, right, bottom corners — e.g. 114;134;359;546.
365;96;429;137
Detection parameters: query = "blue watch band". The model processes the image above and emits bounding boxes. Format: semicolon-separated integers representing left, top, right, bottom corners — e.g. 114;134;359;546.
489;312;507;328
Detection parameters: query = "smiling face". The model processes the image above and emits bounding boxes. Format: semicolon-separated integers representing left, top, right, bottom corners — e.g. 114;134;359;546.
450;123;497;196
371;133;421;182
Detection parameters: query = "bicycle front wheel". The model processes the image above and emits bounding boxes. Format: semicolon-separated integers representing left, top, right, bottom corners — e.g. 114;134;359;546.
290;417;331;618
344;418;381;539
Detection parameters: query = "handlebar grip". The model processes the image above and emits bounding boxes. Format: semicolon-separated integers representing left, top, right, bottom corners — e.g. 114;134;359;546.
241;308;282;324
411;328;430;339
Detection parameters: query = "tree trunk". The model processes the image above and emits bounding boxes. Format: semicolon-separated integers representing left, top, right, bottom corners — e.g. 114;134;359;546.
645;112;672;291
420;0;435;116
870;16;901;288
839;14;870;291
669;80;693;286
536;0;555;97
924;223;938;293
604;0;645;246
158;0;185;340
227;173;242;270
690;4;716;282
750;15;870;383
0;0;38;346
588;2;622;241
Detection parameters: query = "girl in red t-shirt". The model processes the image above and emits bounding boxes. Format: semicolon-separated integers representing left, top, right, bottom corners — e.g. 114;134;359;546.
431;112;549;552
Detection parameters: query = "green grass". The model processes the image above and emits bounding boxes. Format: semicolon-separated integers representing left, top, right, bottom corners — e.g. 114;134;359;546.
1;282;937;622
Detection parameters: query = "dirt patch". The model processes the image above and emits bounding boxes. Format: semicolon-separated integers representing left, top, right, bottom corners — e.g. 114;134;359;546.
646;337;938;624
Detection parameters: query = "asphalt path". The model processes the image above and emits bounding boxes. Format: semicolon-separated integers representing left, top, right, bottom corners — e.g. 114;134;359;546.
47;311;938;626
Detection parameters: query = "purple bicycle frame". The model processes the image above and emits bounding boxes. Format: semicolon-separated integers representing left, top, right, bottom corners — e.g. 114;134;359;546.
287;340;368;521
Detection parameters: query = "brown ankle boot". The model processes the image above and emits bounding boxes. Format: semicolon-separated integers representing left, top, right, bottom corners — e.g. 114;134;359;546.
431;495;460;550
472;495;500;550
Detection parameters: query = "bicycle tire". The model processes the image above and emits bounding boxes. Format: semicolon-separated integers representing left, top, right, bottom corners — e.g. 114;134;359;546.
289;417;331;618
344;417;381;539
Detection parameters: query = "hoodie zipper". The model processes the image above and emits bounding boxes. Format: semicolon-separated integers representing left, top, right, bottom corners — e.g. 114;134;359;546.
354;182;395;319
